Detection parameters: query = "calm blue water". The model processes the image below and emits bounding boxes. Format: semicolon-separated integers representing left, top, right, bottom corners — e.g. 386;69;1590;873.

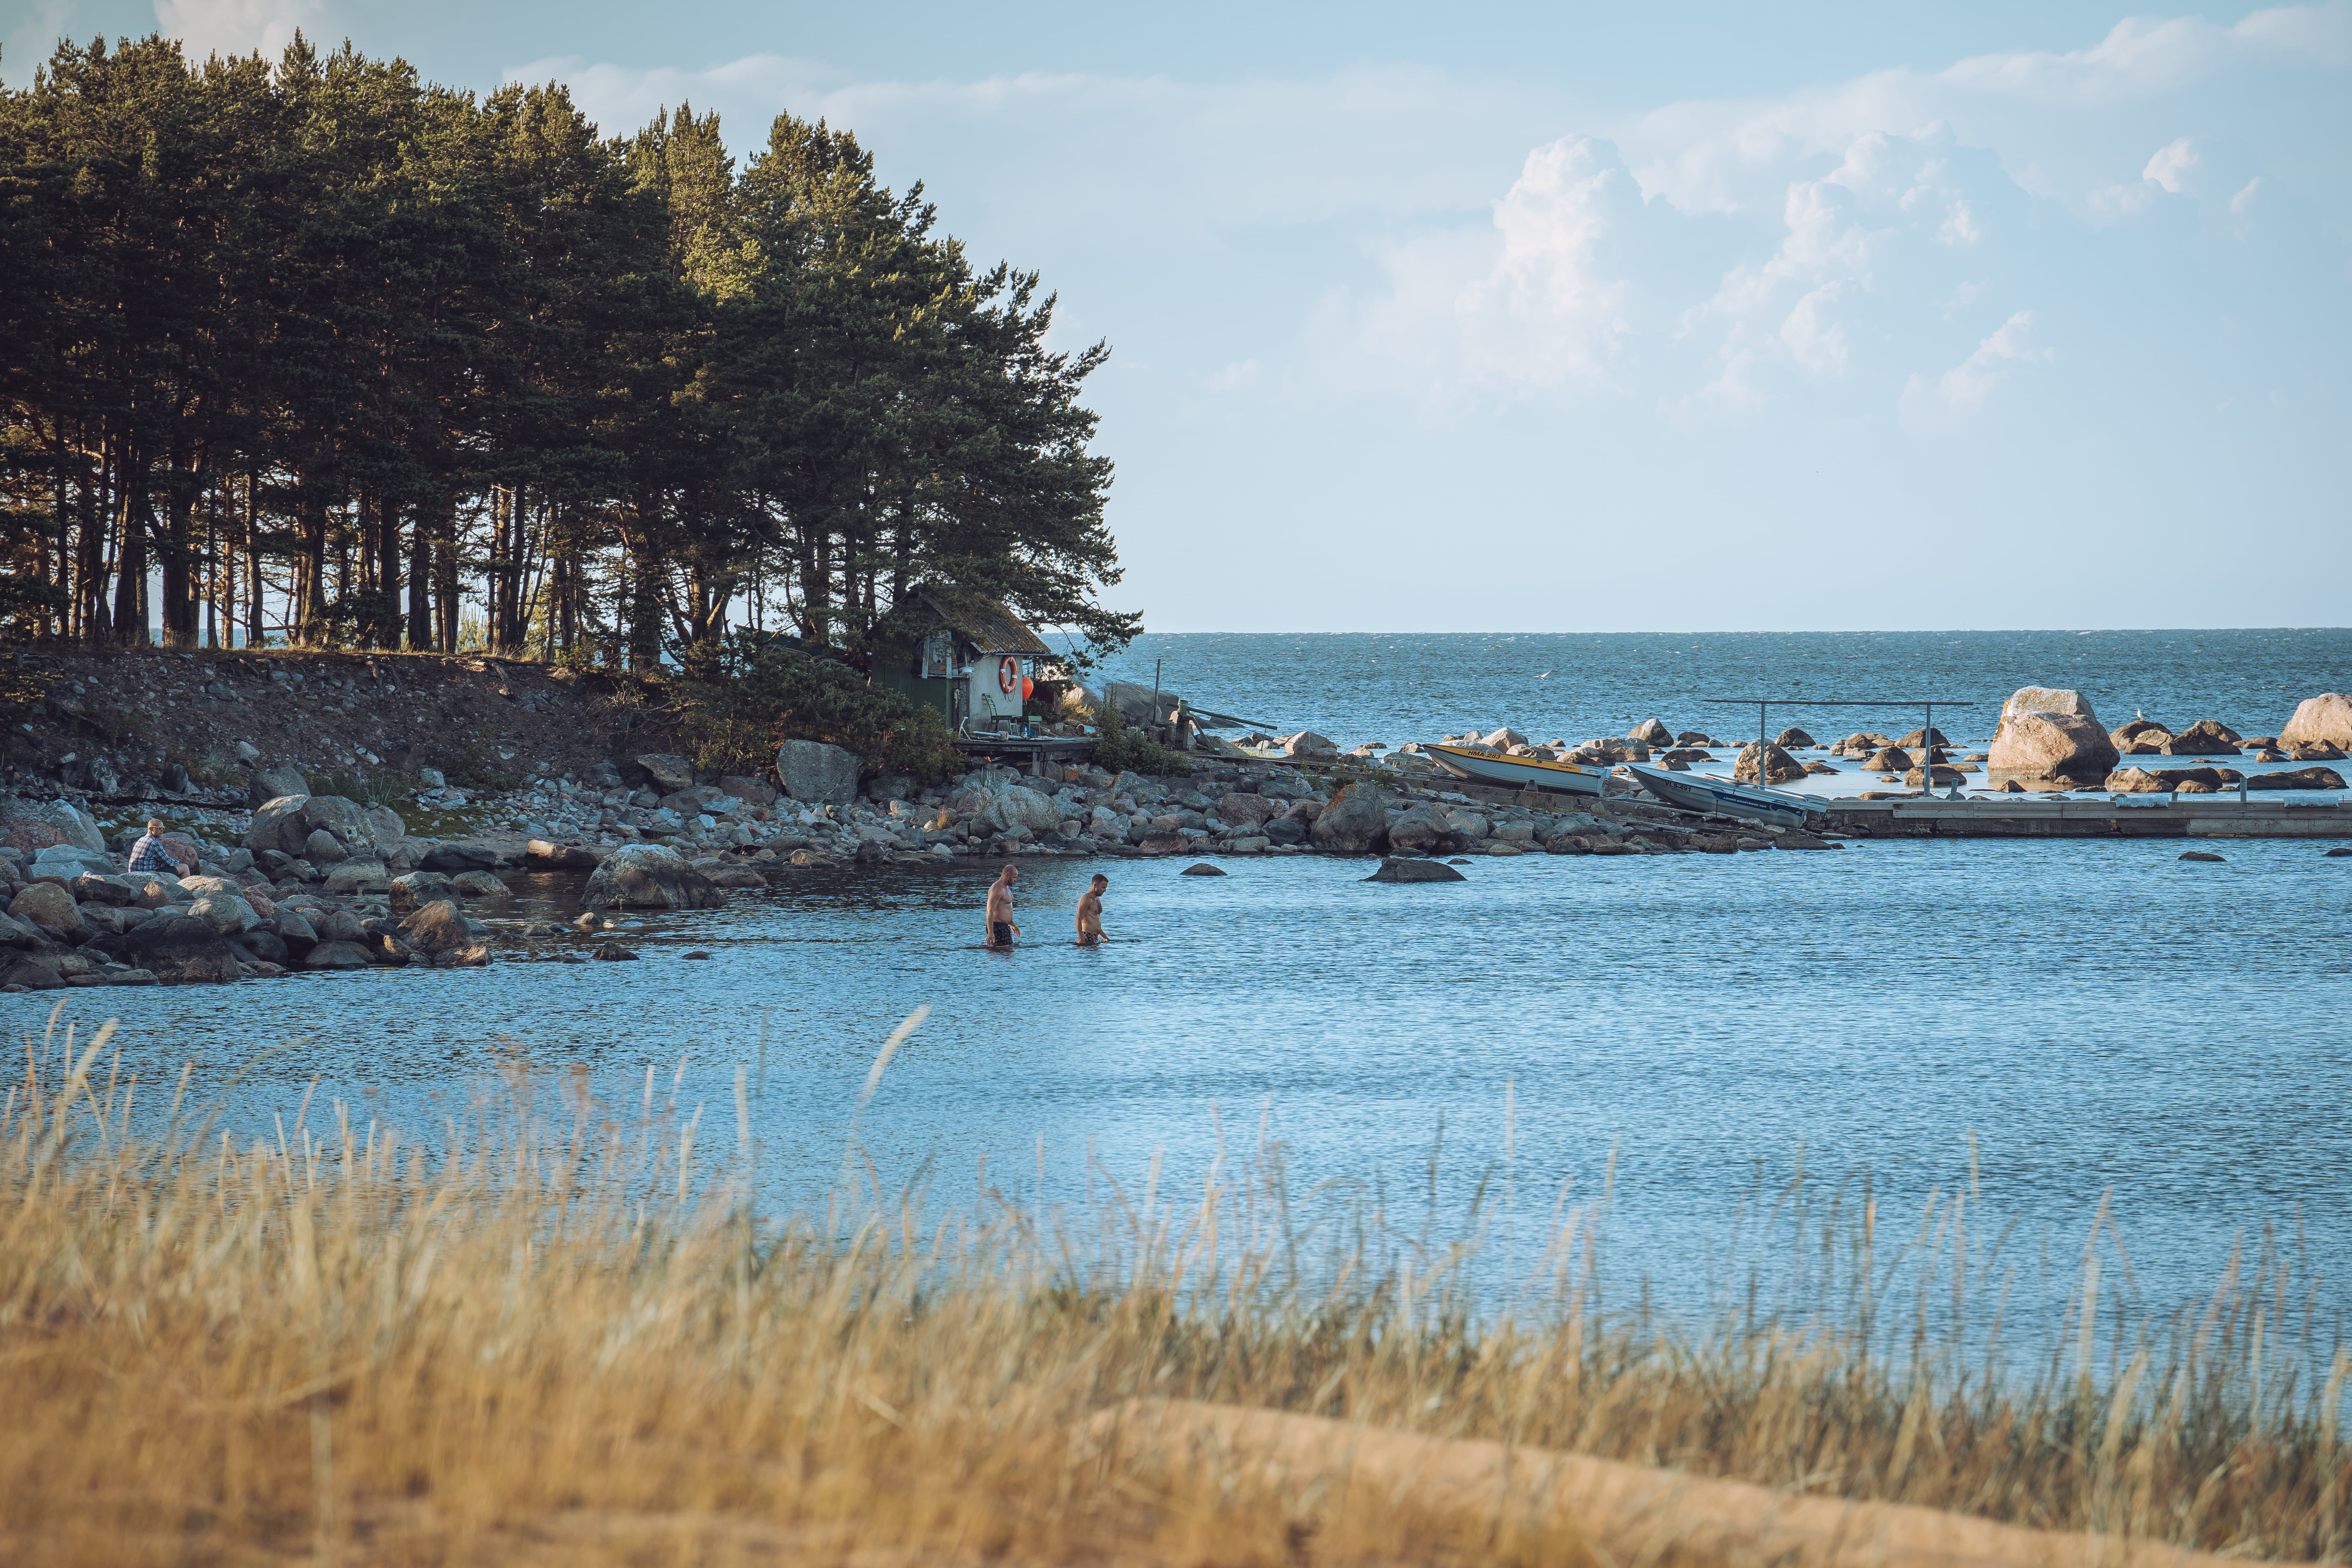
1094;628;2352;754
18;630;2352;1347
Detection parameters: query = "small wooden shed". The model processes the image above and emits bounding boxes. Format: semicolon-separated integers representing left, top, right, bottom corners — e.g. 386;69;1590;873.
871;584;1054;732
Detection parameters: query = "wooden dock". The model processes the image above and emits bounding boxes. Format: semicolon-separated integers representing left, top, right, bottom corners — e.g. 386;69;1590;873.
1822;797;2352;839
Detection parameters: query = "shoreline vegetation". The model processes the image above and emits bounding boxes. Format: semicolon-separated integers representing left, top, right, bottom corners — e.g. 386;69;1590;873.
7;1014;2348;1566
0;34;1134;668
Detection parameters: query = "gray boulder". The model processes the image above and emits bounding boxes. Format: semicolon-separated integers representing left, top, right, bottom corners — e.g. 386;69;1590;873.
300;795;376;851
310;906;366;942
1309;784;1389;853
775;740;860;805
2246;765;2347;791
363;804;407;849
122;915;244;984
1629;719;1673;745
274;907;318;954
304;941;374;969
635;753;697;792
1385;804;1458;855
1218;793;1278;826
1365;856;1466;883
1285;731;1340;759
9;882;82;937
2162;720;2241;755
323;858;390;896
418;841;498;872
451;871;510;901
389;871;459;912
1734;742;1807;785
185;892;261;935
246;795;312;855
580;844;723;910
978;786;1062;835
247;766;310;806
0;795;107;854
303;828;349;865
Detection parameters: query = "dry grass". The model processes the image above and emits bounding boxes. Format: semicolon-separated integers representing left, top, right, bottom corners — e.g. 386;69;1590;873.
4;1011;2347;1567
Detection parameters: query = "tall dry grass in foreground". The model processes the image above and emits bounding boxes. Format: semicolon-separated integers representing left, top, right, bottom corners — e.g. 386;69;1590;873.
5;1017;2350;1567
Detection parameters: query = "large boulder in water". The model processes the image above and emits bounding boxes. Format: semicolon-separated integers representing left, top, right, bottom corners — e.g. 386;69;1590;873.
2161;720;2241;755
398;899;473;956
1309;784;1389;853
775;740;859;805
580;844;722;910
1991;687;2117;786
1734;742;1806;785
2246;765;2348;791
1365;856;1465;883
121;915;244;984
2111;719;2171;754
1629;719;1673;746
2281;694;2352;750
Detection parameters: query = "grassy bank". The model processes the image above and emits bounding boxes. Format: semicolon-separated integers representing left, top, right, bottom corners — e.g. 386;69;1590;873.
5;1017;2347;1566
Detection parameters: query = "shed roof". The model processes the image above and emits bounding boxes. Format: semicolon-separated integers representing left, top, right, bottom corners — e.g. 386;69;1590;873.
907;583;1052;656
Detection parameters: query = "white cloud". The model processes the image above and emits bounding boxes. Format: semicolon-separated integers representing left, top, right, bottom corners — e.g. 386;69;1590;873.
1901;310;2052;423
152;0;322;62
2142;136;2200;192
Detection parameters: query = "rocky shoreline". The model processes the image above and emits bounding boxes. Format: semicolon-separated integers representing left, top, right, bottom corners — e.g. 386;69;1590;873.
5;682;2345;992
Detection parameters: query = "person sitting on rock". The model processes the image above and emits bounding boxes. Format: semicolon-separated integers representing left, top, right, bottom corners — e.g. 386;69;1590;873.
126;818;193;877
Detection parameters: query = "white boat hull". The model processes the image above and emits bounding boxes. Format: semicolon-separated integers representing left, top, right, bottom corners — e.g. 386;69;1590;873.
1425;745;1608;799
1622;763;1823;828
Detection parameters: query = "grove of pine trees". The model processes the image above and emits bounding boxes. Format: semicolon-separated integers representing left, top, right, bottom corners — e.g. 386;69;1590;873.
0;33;1138;675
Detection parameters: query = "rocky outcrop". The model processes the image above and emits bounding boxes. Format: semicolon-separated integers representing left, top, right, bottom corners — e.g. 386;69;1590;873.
1481;727;1528;750
580;844;722;910
1218;793;1278;827
389;871;459;911
1733;742;1805;785
775;740;859;804
1285;731;1339;759
2110;719;2171;754
1629;719;1672;745
1308;784;1389;853
2281;694;2352;750
418;842;498;872
1990;688;2117;787
1365;856;1465;883
1775;728;1815;748
305;941;374;969
2162;720;2240;755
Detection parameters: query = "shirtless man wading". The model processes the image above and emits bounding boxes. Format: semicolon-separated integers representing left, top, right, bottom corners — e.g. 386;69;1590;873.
984;864;1021;948
1074;874;1109;946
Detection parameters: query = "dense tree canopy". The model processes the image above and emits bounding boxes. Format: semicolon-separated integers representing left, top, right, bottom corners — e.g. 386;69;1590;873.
0;33;1137;669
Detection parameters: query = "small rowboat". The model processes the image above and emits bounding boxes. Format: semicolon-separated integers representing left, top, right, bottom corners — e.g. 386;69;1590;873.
1425;744;1609;799
1621;762;1824;829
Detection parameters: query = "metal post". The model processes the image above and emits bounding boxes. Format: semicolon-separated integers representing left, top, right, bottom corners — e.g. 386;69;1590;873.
1923;701;1933;795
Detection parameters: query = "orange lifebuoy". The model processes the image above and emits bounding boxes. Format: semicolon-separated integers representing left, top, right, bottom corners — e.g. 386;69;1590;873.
1021;677;1034;701
998;656;1019;695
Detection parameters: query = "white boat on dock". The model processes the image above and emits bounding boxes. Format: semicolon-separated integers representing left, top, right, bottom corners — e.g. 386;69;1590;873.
1426;744;1610;799
1621;762;1826;829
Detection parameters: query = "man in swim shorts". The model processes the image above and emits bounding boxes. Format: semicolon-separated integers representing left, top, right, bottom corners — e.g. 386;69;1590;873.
984;863;1021;948
1074;873;1108;946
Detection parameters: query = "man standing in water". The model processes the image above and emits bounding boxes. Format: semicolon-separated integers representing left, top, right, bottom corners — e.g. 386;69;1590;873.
1075;873;1109;946
984;863;1021;948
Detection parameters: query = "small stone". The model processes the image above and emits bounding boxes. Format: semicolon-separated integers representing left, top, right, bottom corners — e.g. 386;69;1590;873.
590;941;640;961
2323;847;2352;857
682;949;713;959
2178;851;2225;862
1180;863;1227;876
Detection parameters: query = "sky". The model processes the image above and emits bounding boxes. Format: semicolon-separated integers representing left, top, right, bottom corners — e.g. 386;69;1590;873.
7;1;2348;633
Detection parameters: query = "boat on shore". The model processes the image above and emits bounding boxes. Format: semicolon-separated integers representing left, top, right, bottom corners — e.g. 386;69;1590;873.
1621;762;1826;829
1426;744;1609;799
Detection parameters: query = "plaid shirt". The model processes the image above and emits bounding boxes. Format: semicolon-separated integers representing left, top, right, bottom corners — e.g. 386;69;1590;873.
126;834;177;874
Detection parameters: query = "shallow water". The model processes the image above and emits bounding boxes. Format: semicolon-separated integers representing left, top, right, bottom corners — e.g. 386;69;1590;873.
43;821;2352;1338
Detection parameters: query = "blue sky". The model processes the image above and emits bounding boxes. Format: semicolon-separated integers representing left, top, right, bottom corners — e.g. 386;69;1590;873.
9;1;2348;632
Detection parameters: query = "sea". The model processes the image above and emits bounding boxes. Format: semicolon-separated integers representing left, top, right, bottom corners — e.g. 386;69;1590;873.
23;630;2352;1363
